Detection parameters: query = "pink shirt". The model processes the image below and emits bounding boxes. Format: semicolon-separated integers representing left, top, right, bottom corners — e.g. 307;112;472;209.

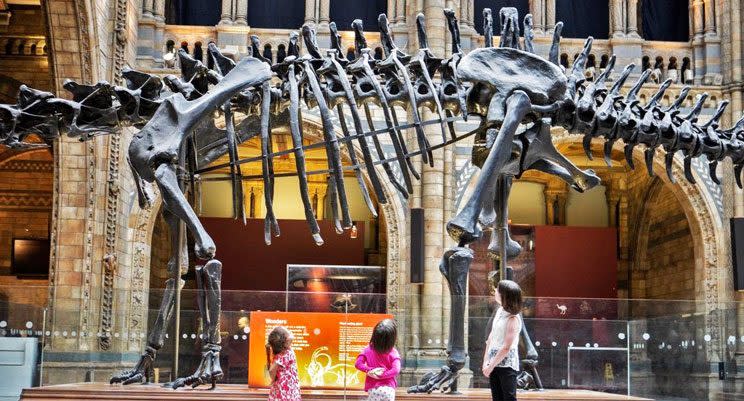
354;345;401;391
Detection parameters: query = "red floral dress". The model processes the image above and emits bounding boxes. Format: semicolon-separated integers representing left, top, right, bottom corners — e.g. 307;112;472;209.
269;349;301;401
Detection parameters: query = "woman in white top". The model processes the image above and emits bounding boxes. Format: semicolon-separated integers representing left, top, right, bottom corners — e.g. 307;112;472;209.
482;280;523;401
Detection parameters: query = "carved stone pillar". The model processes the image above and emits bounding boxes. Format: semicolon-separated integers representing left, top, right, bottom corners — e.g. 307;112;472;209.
388;0;396;23
544;182;568;226
142;0;154;17
530;0;544;33
626;0;640;38
137;0;158;66
609;0;625;37
305;0;317;24
701;0;721;85
468;0;474;28
545;0;555;32
319;0;330;24
703;0;715;34
396;0;408;25
308;182;328;220
219;0;233;24
235;0;247;25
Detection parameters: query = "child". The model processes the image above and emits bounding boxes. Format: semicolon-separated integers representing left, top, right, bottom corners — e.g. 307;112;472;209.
355;319;401;401
266;326;301;401
482;280;523;401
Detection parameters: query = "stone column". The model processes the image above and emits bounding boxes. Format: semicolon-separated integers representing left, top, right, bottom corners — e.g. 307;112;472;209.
396;0;408;25
545;0;555;32
235;0;247;25
701;0;722;84
627;0;640;38
305;0;316;24
319;0;330;24
703;0;715;34
544;194;556;225
219;0;233;24
530;0;544;33
609;0;625;37
142;0;154;17
468;0;474;28
544;182;568;226
153;0;166;63
388;0;397;23
403;0;451;385
137;0;157;66
691;0;705;84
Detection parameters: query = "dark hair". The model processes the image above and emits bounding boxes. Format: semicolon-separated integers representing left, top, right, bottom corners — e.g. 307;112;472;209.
370;319;397;354
497;280;523;315
267;326;290;355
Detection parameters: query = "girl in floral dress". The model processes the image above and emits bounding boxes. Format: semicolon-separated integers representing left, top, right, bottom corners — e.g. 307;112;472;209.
266;326;301;401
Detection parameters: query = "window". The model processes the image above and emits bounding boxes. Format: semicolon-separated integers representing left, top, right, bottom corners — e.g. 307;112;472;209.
641;0;689;42
556;0;609;39
165;0;221;26
247;0;304;29
329;0;386;32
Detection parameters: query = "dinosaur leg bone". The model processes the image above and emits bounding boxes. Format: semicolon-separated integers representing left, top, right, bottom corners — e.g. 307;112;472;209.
524;120;600;192
154;163;216;259
111;211;185;385
407;247;473;394
488;175;522;259
447;91;533;244
172;260;224;389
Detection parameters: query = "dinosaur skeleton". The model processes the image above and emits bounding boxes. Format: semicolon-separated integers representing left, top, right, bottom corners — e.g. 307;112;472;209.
1;5;740;392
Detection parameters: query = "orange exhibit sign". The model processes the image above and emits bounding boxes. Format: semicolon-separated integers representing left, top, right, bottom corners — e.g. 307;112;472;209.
248;311;393;389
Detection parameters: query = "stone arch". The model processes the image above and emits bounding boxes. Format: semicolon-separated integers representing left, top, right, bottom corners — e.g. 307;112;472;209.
550;132;727;310
140;112;409;316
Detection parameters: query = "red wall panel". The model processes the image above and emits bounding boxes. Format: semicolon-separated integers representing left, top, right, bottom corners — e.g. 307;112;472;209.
201;218;366;292
534;225;617;299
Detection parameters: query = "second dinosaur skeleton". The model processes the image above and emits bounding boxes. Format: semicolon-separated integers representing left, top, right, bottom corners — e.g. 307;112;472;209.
0;6;738;392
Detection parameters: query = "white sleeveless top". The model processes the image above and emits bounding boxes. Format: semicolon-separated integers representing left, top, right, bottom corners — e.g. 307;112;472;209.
486;307;522;371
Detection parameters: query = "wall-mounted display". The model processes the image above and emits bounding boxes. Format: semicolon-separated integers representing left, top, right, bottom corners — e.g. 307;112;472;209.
248;311;392;389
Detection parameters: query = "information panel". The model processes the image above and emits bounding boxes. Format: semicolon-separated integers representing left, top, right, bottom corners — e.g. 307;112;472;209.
248;311;393;389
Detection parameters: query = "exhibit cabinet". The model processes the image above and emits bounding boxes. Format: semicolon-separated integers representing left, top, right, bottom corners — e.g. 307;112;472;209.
0;287;742;400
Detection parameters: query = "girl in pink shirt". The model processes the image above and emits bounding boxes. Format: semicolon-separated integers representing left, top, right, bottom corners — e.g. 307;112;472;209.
355;319;401;401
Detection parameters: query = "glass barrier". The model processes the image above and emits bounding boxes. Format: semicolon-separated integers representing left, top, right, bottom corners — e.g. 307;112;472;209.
0;287;742;401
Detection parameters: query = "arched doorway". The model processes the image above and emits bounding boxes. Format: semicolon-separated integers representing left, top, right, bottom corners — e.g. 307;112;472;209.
147;115;409;310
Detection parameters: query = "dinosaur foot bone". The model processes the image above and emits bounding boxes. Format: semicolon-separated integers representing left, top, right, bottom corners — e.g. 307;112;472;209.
110;346;156;385
169;344;223;390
